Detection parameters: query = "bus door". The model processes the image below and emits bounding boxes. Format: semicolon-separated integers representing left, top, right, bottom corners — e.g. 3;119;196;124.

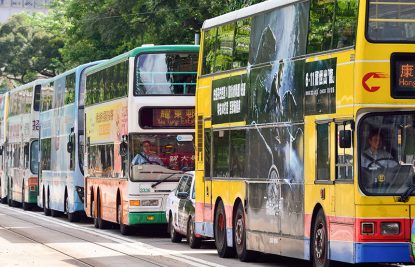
203;127;213;236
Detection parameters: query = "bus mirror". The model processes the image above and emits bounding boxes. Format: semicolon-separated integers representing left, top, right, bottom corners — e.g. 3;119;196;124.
0;146;3;156
120;141;128;157
67;141;73;153
339;130;352;148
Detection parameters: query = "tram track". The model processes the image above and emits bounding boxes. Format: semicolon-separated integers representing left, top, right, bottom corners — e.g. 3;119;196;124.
0;204;224;267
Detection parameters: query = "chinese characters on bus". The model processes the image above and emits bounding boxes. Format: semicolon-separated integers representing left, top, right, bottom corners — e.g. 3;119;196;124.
392;54;415;98
212;74;247;124
305;58;337;115
153;108;195;128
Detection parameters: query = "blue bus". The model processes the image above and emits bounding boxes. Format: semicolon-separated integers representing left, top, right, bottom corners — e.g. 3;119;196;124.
38;61;105;221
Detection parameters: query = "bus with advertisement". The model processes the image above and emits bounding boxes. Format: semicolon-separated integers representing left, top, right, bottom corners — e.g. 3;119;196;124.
6;80;42;210
195;0;415;265
84;45;199;234
38;61;105;221
0;92;9;204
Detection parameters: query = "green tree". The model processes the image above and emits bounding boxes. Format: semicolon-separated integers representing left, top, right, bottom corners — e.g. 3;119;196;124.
0;12;65;84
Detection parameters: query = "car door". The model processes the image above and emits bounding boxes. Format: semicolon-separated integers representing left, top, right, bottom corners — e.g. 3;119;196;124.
178;175;192;233
184;174;196;234
174;175;188;231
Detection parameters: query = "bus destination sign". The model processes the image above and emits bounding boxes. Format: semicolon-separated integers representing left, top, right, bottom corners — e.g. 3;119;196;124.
140;107;195;128
391;53;415;98
212;74;247;124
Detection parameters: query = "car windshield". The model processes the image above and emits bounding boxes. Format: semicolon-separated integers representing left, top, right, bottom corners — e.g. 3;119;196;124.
359;112;415;195
367;0;415;42
129;133;195;181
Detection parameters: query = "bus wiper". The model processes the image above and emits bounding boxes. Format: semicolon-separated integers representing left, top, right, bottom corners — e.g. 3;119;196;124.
398;184;415;202
151;173;177;188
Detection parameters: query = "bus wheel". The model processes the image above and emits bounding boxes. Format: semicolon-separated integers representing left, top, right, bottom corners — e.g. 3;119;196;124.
43;189;50;216
187;216;201;248
234;203;258;262
169;213;181;243
118;203;130;235
1;197;6;204
311;209;330;267
97;196;109;229
214;201;235;258
92;199;99;228
22;185;29;211
51;209;61;217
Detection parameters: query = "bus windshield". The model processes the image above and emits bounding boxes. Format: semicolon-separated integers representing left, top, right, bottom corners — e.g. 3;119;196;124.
134;52;198;96
129;133;195;181
359;112;415;195
367;0;415;42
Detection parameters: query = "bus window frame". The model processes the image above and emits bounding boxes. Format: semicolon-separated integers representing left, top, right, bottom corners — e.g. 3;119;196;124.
335;119;355;183
357;110;415;196
315;119;334;185
365;0;415;44
133;51;198;97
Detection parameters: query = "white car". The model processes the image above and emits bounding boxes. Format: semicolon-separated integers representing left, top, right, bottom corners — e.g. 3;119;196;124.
166;171;201;248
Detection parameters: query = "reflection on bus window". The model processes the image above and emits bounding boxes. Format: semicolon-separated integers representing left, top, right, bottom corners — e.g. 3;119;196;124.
359;113;415;195
367;0;415;42
30;140;39;174
134;53;198;95
129;134;195;181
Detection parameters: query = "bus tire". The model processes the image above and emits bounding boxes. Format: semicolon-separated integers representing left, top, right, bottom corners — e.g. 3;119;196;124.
1;197;7;204
51;209;61;217
22;185;29;211
97;195;109;229
234;203;258;262
43;188;50;216
169;214;181;243
68;212;81;222
92;199;99;228
214;201;235;258
187;216;201;249
311;209;330;267
118;203;130;235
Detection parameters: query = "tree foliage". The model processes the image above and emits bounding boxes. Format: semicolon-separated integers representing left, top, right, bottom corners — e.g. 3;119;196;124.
0;12;64;84
0;0;266;84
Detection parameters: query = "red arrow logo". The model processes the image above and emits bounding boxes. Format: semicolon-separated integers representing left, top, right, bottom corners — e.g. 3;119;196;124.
362;72;388;92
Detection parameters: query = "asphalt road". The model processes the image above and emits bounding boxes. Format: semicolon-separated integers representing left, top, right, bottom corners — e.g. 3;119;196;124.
0;204;412;267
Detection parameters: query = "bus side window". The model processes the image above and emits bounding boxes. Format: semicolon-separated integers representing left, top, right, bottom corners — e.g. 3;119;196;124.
316;123;330;181
336;122;353;180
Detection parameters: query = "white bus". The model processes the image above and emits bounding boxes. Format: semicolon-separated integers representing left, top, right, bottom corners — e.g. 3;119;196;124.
84;45;199;234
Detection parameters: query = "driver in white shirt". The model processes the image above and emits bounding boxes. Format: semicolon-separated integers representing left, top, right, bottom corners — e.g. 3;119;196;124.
361;129;397;169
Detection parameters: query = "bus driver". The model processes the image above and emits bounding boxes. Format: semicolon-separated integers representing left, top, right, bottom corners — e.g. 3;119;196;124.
131;140;163;166
361;129;397;169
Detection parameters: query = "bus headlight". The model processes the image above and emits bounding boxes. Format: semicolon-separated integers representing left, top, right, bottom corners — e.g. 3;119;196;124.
380;222;400;235
141;199;159;207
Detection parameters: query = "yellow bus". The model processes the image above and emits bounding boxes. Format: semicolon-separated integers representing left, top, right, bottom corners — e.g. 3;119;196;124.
195;0;415;265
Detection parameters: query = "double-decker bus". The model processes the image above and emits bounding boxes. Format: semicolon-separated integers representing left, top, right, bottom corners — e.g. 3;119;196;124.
38;61;105;221
84;45;199;234
195;0;415;265
0;92;9;204
6;81;42;210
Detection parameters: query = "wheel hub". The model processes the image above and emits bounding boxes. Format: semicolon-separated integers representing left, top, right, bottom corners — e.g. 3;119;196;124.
235;215;244;245
314;223;325;262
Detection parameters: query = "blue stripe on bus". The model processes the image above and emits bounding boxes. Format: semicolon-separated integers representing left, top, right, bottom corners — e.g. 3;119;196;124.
329;240;354;263
355;242;411;263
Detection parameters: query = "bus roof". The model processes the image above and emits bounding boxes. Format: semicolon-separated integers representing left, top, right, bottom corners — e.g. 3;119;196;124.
85;44;199;75
202;0;301;30
45;60;107;83
10;79;46;94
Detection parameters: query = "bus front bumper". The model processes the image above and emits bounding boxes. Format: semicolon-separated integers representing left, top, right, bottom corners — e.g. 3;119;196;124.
128;212;167;225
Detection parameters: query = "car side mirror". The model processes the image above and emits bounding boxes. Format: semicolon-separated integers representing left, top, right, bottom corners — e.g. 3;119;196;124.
177;192;189;199
24;143;29;156
339;130;352;148
0;146;3;156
